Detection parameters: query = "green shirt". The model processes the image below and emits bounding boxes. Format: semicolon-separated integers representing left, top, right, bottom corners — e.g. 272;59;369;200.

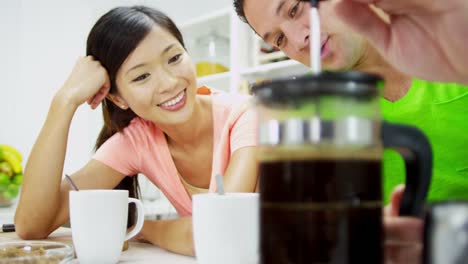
382;79;468;203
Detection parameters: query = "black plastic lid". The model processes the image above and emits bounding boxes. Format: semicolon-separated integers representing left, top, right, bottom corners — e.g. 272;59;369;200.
252;71;383;104
300;0;322;8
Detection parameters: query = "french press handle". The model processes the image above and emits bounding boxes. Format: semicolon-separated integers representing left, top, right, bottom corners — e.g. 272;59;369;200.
382;121;433;217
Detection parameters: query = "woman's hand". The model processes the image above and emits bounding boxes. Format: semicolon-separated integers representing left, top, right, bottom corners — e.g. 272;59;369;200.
58;56;111;109
139;218;195;256
335;0;468;84
130;230;150;244
383;184;423;264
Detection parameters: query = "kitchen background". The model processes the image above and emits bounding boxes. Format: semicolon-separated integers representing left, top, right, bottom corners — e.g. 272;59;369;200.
0;0;309;220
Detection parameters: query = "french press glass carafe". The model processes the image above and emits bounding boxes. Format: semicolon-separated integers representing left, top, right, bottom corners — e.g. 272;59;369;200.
253;71;432;264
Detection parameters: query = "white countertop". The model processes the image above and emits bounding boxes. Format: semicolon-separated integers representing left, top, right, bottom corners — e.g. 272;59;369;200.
0;227;197;263
1;198;191;263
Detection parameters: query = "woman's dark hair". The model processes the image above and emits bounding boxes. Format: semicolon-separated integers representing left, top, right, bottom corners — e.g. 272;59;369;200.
87;6;185;227
233;0;248;24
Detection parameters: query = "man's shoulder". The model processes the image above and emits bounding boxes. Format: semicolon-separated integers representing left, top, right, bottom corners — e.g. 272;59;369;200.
412;79;468;104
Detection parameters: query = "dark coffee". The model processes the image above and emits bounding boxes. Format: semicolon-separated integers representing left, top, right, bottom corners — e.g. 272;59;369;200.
259;151;383;264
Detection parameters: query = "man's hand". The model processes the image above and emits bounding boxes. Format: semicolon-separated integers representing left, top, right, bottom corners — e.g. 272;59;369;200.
384;184;423;263
334;0;468;85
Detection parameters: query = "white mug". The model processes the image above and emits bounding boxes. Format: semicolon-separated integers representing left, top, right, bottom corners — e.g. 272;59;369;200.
69;190;144;264
193;193;259;264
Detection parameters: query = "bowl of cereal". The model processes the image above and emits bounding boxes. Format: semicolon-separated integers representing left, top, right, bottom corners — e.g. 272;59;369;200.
0;241;74;264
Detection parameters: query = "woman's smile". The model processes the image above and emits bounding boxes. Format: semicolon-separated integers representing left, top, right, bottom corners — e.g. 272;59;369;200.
157;88;187;111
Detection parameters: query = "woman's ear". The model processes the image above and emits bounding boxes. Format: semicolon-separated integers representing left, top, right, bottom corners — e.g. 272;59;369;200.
107;93;129;110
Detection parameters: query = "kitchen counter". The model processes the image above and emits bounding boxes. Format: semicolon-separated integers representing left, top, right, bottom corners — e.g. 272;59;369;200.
0;227;197;263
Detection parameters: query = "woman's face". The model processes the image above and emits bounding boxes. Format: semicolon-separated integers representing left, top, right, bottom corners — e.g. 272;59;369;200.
244;0;366;70
115;26;197;126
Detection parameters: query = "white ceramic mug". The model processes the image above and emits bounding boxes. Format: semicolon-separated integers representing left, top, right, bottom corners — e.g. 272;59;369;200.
69;190;144;264
193;193;259;264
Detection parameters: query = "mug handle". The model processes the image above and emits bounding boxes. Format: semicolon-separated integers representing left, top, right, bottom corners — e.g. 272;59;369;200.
382;121;433;217
125;198;145;240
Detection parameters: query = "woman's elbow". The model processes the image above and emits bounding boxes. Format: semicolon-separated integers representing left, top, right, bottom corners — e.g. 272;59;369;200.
14;214;51;240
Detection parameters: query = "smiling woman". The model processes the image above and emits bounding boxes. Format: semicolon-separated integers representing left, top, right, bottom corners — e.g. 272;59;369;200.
14;5;258;257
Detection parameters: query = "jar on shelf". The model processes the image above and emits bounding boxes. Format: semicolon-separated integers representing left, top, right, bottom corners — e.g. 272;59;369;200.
193;31;230;77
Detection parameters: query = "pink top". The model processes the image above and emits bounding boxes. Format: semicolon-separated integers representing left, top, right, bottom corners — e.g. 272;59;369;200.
93;88;257;216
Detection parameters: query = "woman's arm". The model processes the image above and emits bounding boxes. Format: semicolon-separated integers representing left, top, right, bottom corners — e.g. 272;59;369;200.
16;158;127;239
14;56;117;239
140;217;194;256
223;104;258;192
14;93;78;239
222;146;258;192
140;146;258;256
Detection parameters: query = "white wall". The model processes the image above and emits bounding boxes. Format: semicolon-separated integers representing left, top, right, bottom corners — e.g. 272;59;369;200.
0;0;232;174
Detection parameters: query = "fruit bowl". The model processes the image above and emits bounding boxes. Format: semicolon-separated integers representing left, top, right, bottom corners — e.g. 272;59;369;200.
0;144;23;207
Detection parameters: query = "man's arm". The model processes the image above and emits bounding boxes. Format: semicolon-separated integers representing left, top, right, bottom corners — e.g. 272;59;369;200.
335;0;468;84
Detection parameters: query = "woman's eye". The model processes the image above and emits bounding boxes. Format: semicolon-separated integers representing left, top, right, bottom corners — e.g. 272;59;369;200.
289;2;300;18
169;54;182;64
132;73;150;82
276;34;285;47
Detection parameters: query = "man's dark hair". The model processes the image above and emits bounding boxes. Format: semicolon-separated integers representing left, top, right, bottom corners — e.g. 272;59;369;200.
233;0;248;24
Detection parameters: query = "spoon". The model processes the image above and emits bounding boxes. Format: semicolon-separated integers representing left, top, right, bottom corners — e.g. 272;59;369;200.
65;174;79;191
215;174;225;195
309;0;322;74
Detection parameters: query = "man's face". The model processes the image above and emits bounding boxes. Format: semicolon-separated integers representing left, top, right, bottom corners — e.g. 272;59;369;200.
244;0;366;70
